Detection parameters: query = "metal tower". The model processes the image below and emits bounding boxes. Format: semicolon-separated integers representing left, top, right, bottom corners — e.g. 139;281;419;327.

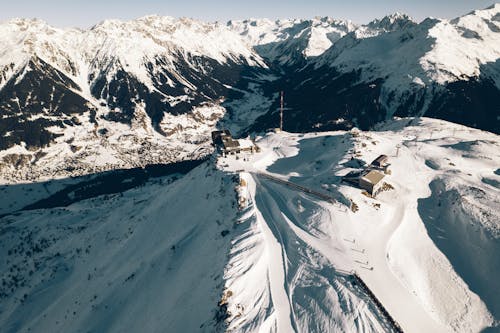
280;91;284;131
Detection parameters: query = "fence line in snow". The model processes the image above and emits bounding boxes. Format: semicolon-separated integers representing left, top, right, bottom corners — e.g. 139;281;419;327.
254;172;340;205
351;273;404;333
254;171;403;332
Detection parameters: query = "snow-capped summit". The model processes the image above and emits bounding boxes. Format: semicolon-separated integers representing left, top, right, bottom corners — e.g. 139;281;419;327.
88;15;264;66
0;18;79;86
269;4;500;134
367;12;416;31
353;13;416;38
227;17;357;64
422;5;500;85
0;15;265;89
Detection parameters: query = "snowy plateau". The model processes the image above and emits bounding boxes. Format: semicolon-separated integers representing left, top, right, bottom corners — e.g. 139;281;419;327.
0;3;500;333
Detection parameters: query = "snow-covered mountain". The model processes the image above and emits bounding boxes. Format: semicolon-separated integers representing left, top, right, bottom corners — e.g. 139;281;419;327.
0;4;499;182
315;5;500;106
0;16;270;181
1;5;499;332
1;118;498;332
249;5;500;134
227;17;357;65
226;13;413;66
355;12;417;38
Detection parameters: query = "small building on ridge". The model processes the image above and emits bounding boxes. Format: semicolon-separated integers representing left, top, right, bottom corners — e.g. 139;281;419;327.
370;154;390;172
211;130;257;155
359;170;385;196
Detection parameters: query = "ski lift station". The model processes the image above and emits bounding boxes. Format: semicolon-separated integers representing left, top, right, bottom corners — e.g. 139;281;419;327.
370;154;390;172
342;154;390;197
211;130;258;155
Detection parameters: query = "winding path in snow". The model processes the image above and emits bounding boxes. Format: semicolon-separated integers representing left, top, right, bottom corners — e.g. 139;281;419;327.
251;174;396;332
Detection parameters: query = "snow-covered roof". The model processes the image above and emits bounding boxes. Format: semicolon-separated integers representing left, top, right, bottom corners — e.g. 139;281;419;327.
237;138;254;149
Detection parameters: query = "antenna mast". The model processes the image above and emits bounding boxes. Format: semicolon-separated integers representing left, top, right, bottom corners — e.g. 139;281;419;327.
280;91;284;131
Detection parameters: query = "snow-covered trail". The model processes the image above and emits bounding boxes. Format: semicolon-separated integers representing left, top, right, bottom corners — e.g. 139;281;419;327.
252;177;297;332
220;120;498;332
342;147;451;332
254;175;353;272
253;173;449;333
233;173;398;332
353;202;451;333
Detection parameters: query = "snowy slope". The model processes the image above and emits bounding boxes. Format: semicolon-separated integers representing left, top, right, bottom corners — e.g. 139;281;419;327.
0;160;395;333
1;118;498;332
0;165;239;332
218;117;499;332
314;4;500;114
0;102;223;182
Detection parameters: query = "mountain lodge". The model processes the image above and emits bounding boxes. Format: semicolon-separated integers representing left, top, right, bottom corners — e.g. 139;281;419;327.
359;170;385;196
212;130;257;155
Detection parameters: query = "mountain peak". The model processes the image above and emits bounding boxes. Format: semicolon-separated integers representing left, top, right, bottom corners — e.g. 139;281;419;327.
90;16;211;33
90;18;125;31
1;17;55;33
367;12;416;31
484;2;500;12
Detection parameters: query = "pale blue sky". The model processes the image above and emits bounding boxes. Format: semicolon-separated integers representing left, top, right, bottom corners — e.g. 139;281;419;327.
0;0;497;28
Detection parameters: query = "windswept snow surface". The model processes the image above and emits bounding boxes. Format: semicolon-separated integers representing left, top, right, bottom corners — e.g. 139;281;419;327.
1;118;498;332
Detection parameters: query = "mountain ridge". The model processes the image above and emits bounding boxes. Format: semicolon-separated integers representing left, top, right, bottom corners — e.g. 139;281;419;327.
0;4;499;181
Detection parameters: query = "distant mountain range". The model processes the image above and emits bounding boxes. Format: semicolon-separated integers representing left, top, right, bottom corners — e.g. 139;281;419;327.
0;4;499;181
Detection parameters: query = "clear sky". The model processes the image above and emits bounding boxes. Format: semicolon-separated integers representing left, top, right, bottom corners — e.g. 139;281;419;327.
0;0;497;28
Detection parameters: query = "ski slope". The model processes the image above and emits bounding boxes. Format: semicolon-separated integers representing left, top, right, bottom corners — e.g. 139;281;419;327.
0;118;498;332
220;117;498;332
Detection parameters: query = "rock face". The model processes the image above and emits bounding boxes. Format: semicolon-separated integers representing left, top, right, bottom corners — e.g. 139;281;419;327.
0;5;499;181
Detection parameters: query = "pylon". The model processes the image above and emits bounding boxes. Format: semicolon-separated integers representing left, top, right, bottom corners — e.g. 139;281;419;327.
280;91;284;131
